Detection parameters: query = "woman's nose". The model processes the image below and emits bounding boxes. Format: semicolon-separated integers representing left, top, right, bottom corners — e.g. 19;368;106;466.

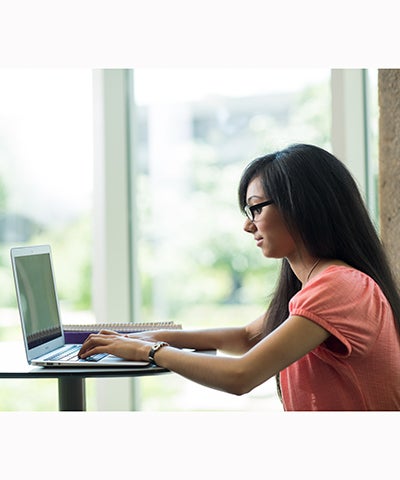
243;218;256;233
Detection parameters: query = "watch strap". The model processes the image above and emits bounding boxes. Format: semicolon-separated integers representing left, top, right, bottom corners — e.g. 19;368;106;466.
148;341;169;365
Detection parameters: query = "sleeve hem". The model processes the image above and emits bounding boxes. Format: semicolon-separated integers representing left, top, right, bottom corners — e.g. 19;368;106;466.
291;308;352;357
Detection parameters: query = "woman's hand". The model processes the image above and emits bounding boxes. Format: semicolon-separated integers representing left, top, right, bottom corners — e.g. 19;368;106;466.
98;329;163;343
78;333;152;362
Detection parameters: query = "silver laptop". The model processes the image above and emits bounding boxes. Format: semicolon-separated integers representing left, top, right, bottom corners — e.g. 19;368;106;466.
10;244;149;368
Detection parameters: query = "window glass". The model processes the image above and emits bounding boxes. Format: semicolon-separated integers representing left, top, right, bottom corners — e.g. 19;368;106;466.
0;69;94;410
366;69;379;226
133;68;331;411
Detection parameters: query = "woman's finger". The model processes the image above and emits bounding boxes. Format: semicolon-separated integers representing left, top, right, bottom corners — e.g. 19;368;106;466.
79;345;109;359
98;329;120;335
79;334;113;357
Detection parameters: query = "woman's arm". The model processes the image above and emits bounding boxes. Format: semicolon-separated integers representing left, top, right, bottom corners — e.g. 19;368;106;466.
79;314;329;395
150;315;329;395
103;313;266;355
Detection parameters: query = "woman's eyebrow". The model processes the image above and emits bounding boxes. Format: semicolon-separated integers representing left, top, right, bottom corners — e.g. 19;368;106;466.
246;195;264;204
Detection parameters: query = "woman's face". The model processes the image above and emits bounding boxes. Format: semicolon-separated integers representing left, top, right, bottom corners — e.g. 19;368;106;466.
244;176;297;259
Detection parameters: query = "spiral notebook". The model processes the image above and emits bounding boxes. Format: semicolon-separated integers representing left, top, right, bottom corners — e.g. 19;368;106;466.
10;245;166;368
63;321;181;343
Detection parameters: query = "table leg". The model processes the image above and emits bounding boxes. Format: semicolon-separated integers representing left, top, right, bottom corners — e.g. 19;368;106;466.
58;377;86;411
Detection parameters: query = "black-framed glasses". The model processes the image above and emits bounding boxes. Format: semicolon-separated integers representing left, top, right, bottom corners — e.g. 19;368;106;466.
244;199;274;221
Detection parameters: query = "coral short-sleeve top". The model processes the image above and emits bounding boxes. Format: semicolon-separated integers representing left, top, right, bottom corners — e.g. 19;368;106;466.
280;266;400;411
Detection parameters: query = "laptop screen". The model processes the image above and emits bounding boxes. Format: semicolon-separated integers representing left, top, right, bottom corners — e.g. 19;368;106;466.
14;252;62;349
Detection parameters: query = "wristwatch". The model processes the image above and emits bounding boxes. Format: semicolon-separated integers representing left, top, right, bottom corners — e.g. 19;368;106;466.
148;341;169;365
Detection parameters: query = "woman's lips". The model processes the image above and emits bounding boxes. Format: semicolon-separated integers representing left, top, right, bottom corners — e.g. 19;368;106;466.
255;237;263;247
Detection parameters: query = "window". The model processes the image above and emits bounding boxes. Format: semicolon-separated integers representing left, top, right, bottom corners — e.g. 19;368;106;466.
133;68;331;411
366;69;379;225
0;68;378;411
0;69;94;410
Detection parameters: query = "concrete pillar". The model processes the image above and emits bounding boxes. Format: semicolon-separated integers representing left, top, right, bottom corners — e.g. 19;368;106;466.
378;69;400;284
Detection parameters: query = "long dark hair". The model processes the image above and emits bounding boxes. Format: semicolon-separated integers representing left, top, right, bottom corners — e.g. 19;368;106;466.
238;143;400;336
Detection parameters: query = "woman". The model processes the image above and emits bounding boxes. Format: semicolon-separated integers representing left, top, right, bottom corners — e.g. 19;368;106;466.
79;144;400;410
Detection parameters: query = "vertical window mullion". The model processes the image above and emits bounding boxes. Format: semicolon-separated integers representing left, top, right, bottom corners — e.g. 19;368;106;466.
92;68;138;410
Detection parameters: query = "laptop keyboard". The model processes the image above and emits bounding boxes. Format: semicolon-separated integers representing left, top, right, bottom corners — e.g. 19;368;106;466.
44;345;107;363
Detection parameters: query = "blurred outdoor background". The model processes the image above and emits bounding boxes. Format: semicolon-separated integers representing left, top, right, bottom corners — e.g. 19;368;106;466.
0;68;377;410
